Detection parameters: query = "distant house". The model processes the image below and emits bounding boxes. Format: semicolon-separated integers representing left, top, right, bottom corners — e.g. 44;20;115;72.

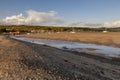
70;31;76;34
27;33;30;35
31;30;36;33
103;31;108;33
10;32;20;35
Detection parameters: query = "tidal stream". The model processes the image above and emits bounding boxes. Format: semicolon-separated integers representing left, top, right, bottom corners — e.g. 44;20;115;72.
10;36;120;58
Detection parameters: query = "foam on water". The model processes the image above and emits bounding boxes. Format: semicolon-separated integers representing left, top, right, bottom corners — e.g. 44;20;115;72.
10;36;120;58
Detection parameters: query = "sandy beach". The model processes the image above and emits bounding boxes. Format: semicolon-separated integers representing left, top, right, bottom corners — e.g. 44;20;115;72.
0;35;120;80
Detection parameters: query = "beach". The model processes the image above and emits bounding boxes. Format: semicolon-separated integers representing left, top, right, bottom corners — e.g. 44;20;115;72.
0;35;120;80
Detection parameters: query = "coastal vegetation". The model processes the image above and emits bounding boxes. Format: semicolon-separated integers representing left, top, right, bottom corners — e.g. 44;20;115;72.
0;25;120;33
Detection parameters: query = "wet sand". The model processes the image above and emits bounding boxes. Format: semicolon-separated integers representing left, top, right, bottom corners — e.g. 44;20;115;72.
0;35;120;80
24;32;120;47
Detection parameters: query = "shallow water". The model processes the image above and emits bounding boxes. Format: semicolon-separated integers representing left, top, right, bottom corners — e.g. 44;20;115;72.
10;36;120;58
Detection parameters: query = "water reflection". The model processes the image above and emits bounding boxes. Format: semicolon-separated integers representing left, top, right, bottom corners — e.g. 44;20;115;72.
10;36;120;58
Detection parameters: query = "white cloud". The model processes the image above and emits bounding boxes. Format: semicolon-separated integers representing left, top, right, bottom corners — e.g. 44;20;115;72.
67;21;120;28
2;10;120;28
67;22;103;28
0;19;3;24
3;13;25;25
3;10;64;26
104;21;120;27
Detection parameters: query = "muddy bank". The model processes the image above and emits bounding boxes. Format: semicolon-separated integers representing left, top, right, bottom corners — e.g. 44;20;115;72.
0;36;120;80
23;32;120;47
20;41;120;80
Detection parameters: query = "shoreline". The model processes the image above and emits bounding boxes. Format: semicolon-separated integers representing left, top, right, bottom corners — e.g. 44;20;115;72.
11;36;120;62
11;35;120;59
23;32;120;48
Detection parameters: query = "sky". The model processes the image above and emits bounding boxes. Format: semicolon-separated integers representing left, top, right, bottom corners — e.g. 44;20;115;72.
0;0;120;27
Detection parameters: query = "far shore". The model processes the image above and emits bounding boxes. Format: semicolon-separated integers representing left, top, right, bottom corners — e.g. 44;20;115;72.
23;32;120;47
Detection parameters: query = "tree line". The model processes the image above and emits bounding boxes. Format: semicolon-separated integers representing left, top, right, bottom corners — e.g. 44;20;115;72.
0;25;120;33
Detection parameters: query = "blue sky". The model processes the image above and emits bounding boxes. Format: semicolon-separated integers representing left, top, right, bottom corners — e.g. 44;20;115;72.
1;0;120;27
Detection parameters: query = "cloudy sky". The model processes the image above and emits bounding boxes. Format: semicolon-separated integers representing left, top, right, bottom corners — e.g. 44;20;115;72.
0;0;120;27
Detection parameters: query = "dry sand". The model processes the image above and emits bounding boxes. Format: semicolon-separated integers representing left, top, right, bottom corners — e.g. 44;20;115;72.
0;35;120;80
24;32;120;47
